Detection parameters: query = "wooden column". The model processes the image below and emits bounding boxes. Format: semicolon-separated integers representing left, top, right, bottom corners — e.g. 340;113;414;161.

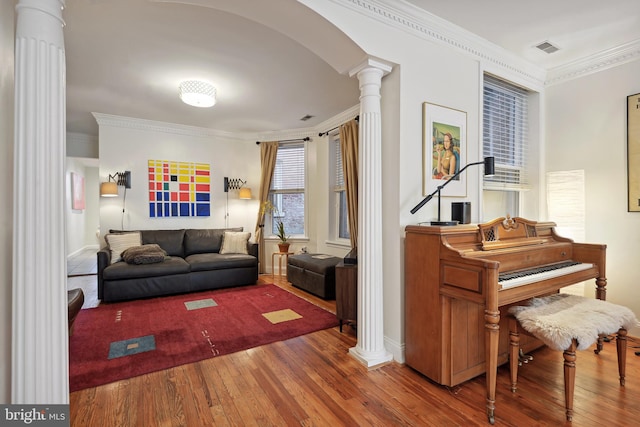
348;58;393;368
12;0;68;403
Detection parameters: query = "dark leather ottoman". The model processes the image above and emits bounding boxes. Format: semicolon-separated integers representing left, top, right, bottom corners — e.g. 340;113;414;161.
287;253;341;299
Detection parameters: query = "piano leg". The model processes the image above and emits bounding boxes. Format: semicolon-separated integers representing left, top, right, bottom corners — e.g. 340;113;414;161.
485;308;500;425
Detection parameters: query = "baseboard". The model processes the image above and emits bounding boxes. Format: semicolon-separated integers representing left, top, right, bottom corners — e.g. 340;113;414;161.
384;335;405;364
67;244;99;259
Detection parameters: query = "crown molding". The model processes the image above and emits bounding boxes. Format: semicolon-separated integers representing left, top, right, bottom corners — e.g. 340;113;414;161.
254;104;358;143
92;112;255;141
92;107;361;144
338;0;640;87
315;104;360;136
335;0;547;88
545;39;640;86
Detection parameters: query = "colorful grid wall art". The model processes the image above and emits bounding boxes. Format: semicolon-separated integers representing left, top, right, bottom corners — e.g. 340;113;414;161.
148;160;210;217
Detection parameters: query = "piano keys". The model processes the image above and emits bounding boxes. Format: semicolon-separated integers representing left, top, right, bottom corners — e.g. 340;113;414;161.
404;216;606;424
498;260;594;289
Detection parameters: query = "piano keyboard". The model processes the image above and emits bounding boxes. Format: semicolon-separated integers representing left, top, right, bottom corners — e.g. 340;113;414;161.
498;261;594;289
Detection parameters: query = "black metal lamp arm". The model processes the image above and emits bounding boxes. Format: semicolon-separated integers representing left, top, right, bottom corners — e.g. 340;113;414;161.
410;158;493;215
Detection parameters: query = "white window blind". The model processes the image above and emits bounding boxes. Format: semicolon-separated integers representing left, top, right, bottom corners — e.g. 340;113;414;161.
483;74;529;190
271;142;305;192
331;135;349;240
269;141;305;236
333;137;345;191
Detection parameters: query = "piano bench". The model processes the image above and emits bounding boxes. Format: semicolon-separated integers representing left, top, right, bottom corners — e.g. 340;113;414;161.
508;294;638;422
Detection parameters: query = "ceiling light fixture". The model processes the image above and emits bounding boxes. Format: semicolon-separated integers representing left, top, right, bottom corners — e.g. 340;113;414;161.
179;80;216;108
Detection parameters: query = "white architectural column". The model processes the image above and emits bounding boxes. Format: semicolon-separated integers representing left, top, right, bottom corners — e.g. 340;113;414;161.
12;0;68;403
348;58;393;367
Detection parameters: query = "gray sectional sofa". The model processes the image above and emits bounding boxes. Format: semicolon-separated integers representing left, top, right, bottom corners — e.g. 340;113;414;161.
97;228;258;303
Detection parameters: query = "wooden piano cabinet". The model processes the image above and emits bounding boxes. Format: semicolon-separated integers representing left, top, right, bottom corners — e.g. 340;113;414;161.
405;219;606;423
335;261;357;332
404;225;542;387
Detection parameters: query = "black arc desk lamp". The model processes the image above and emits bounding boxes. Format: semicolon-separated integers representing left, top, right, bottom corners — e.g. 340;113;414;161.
410;157;495;225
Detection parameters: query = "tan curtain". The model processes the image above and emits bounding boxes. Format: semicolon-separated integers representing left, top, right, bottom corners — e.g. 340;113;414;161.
254;141;279;273
340;119;358;249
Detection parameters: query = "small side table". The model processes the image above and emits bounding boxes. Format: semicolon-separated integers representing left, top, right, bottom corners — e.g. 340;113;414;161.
335;261;357;333
272;252;293;276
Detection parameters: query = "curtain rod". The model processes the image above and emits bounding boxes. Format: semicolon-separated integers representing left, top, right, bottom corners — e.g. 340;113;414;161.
256;137;310;145
318;115;359;137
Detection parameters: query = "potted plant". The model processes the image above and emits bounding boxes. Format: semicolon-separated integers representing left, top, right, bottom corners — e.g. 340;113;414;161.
275;219;290;253
260;201;290;253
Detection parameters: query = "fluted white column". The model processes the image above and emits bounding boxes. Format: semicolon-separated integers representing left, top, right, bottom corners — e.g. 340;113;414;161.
348;58;393;367
12;0;68;403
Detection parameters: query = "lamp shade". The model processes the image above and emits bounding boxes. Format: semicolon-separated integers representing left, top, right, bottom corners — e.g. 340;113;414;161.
100;181;118;197
238;187;252;199
179;80;216;108
484;156;495;176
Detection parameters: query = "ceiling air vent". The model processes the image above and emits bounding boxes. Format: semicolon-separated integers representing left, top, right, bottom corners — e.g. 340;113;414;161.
535;41;559;54
300;114;314;121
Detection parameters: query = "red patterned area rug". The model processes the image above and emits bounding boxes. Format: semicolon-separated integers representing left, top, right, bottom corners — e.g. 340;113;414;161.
69;283;338;392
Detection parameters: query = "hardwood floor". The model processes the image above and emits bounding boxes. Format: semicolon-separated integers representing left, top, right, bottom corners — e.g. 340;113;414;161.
70;275;640;426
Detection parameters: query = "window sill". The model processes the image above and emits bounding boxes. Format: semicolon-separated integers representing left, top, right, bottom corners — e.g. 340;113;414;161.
325;240;351;250
264;236;310;243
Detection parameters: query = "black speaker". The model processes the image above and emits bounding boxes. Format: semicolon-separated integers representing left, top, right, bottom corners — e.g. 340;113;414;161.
451;202;471;224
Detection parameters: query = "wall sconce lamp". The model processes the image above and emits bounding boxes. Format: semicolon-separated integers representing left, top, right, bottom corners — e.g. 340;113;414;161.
410;157;495;225
100;171;131;197
224;177;252;199
223;177;252;228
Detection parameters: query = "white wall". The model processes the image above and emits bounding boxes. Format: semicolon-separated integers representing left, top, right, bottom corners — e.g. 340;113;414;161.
0;0;15;404
546;61;640;336
97;119;262;242
66;159;100;256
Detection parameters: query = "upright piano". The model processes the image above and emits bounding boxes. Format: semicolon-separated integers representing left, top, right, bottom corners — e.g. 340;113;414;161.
404;216;606;424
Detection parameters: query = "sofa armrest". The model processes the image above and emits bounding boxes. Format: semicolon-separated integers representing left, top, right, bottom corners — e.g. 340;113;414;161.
97;247;110;300
248;242;258;258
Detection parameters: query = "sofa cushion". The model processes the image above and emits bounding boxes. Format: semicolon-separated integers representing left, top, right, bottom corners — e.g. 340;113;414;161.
140;229;185;257
219;231;251;254
105;232;142;264
103;256;190;280
186;253;257;272
183;227;242;256
121;244;167;265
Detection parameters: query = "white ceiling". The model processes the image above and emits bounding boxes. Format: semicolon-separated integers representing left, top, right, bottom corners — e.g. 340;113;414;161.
405;0;640;70
64;0;640;138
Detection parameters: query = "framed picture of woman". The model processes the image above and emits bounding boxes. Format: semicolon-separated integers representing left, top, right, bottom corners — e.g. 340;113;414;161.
422;102;467;197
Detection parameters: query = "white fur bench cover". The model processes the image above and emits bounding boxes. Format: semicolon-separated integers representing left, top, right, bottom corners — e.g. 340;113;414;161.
509;294;638;351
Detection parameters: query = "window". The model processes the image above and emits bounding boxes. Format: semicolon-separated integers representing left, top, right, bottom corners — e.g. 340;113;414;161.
482;74;530;217
330;133;350;241
268;141;305;237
